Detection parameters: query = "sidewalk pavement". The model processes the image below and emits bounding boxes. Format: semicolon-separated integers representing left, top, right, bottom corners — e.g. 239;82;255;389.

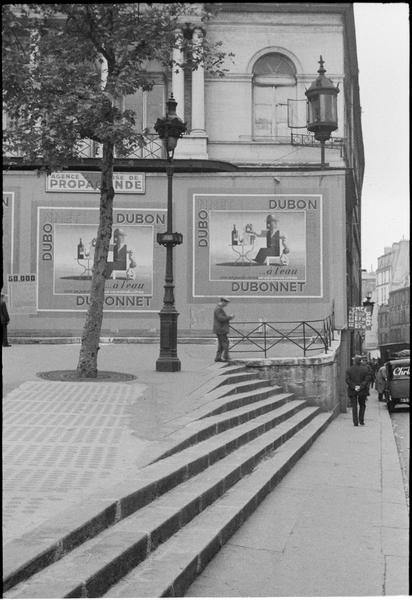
2;342;410;596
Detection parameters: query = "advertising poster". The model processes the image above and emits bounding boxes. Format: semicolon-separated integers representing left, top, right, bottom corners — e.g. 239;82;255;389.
2;192;15;277
7;274;37;313
193;194;322;298
37;207;166;311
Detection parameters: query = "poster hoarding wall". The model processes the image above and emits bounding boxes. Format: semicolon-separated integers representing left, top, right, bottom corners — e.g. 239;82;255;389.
37;207;166;312
193;194;322;299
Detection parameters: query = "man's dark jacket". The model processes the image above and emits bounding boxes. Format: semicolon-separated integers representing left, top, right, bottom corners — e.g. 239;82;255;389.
213;305;232;334
0;299;10;325
345;363;370;398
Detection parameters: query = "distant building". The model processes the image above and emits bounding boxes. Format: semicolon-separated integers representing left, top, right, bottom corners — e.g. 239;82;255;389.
376;240;410;306
376;240;410;360
378;286;410;361
361;269;378;354
361;268;376;300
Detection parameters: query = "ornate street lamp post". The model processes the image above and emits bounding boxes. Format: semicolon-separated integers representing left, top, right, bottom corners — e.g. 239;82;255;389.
305;56;340;167
154;94;187;372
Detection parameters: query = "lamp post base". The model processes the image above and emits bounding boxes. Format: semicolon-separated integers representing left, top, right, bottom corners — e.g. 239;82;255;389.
156;309;181;372
156;356;181;372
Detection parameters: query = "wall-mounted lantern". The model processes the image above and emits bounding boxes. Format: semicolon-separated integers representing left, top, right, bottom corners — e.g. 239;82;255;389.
305;56;340;167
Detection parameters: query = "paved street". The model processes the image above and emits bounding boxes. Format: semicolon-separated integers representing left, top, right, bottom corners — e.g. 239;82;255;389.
2;342;410;597
2;342;217;544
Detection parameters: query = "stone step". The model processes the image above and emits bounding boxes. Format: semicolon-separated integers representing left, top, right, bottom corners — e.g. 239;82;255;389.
199;385;285;418
152;391;294;462
104;412;333;598
4;406;321;599
216;377;272;398
3;398;306;593
213;370;261;388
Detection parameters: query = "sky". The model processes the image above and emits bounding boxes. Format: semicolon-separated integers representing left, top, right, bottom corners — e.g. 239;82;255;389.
353;3;410;271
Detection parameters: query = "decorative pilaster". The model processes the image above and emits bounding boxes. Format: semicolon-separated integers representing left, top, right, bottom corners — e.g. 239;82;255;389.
191;27;206;135
172;29;185;120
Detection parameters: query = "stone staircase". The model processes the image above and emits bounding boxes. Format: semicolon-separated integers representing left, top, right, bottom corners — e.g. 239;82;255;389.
3;364;336;598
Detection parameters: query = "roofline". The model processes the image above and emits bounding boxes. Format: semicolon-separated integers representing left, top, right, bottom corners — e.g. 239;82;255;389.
3;158;353;174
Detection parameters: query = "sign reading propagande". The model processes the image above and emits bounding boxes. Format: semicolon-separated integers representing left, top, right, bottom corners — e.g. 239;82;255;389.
46;172;145;193
37;206;166;312
193;194;323;298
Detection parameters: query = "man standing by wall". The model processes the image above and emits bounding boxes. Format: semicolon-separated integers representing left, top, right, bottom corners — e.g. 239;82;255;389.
345;355;371;426
213;297;234;362
1;293;12;347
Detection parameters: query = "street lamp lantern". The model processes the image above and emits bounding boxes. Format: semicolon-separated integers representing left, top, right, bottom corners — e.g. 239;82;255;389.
362;291;375;316
305;56;340;167
154;94;187;160
154;94;187;372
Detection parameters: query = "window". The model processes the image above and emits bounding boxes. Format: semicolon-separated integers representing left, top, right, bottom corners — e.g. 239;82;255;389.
252;53;297;139
124;78;166;134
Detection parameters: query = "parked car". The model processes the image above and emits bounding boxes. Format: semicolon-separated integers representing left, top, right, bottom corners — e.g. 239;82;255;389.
385;357;410;412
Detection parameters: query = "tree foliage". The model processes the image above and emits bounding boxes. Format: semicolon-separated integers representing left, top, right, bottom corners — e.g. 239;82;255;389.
2;3;232;377
2;3;232;169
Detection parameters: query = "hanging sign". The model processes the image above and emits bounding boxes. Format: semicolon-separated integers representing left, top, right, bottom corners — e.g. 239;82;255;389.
348;306;368;329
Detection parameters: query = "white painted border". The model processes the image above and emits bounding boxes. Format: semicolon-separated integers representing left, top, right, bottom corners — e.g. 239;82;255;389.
3;191;15;276
192;193;323;299
36;206;165;313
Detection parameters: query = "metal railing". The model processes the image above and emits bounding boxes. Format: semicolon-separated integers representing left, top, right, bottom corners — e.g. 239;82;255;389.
290;133;346;158
229;307;335;358
74;134;163;160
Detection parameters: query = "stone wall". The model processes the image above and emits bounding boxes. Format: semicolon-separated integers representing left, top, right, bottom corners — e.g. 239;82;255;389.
238;334;344;412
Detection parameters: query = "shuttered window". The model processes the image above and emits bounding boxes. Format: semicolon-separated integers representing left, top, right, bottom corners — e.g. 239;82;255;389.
253;53;297;139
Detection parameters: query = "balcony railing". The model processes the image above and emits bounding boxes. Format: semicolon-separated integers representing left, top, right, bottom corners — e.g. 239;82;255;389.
290;133;346;157
228;306;335;358
74;134;163;159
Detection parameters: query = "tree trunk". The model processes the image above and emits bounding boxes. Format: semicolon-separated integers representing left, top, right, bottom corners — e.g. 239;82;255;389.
76;140;115;377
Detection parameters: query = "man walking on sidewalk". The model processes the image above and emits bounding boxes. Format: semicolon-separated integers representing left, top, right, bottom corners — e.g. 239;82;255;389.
213;297;234;362
375;364;388;402
345;355;371;426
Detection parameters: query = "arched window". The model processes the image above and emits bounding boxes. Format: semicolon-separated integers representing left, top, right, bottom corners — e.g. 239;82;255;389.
253;53;297;139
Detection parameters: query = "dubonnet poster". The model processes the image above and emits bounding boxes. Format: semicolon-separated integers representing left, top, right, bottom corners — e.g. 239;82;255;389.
37;207;166;311
193;194;322;298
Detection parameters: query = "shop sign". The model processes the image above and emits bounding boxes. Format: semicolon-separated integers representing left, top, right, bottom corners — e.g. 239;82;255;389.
348;306;368;329
46;172;145;194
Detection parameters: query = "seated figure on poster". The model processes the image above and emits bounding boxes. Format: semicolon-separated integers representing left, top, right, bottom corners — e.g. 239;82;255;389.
105;228;137;279
252;214;290;265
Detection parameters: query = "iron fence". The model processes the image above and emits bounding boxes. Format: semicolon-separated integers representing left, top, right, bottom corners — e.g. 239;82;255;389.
229;308;335;358
74;134;163;159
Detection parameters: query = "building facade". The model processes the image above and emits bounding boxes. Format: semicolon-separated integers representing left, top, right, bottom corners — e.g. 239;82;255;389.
3;4;363;364
378;286;410;361
376;240;410;306
376;240;410;359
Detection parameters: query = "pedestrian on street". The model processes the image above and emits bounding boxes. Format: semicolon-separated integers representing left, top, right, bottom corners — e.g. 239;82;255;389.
345;355;370;426
375;364;388;402
367;358;376;389
213;297;234;362
1;293;12;347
